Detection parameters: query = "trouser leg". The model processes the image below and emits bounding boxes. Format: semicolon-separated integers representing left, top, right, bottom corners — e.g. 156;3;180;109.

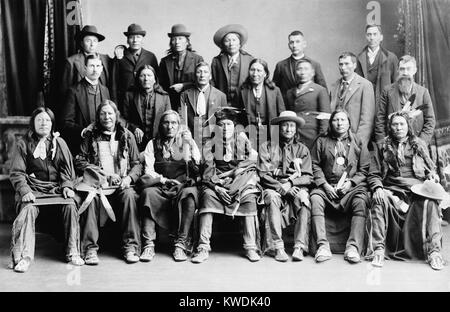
61;203;81;258
370;202;387;251
346;196;367;253
242;216;258;251
80;198;100;255
311;194;329;249
117;188;140;254
197;212;213;251
11;205;39;263
265;191;284;250
293;205;311;251
175;195;196;250
425;200;443;256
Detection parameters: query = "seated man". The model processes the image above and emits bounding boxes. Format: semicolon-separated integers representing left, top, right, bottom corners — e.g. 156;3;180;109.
258;111;313;262
310;109;370;263
75;100;142;265
138;110;201;262
368;111;444;270
191;108;261;263
9;107;84;272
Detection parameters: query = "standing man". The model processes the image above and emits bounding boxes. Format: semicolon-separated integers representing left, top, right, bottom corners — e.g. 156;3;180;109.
356;24;398;104
61;54;110;156
179;62;227;144
273;30;327;103
211;24;254;107
374;55;435;149
330;52;375;146
111;24;159;105
159;24;204;111
258;111;313;262
61;25;111;101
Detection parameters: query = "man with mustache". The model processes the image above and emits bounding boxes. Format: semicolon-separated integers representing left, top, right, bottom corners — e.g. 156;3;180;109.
374;55;435;149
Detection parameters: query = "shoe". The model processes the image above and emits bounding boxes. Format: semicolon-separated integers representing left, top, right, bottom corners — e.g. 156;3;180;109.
344;246;361;264
315;245;332;263
14;257;31;273
274;248;288;262
428;252;445;271
140;246;155;262
84;250;100;265
245;249;261;262
292;247;304;262
173;247;187;262
191;249;209;264
124;251;139;263
67;255;85;266
371;249;385;268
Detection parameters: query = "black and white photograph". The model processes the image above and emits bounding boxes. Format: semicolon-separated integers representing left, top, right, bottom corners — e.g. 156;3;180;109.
0;0;449;298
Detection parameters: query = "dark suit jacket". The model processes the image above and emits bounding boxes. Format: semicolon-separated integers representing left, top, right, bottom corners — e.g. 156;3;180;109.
237;84;285;127
61;79;110;155
210;51;254;106
375;82;435;144
273;55;328;103
122;88;171;150
330;74;375;145
111;48;159;104
286;82;330;149
61;52;111;99
159;51;204;111
179;85;227;140
356;46;398;105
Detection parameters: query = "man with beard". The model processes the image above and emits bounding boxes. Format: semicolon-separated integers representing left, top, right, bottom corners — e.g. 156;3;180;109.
374;55;435;149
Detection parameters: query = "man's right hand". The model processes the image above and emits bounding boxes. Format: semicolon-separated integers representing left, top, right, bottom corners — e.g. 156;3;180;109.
22;192;36;203
215;186;232;205
373;187;386;206
323;183;339;201
134;128;144;144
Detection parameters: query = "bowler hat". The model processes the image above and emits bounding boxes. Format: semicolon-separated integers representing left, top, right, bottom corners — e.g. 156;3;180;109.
411;180;449;201
77;25;105;42
124;23;147;37
168;24;191;37
213;24;248;48
271;111;306;128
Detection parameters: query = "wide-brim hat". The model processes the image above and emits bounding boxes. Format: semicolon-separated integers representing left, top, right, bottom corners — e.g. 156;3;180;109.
77;25;105;42
168;24;191;37
75;166;116;196
271;111;306;128
213;24;248;48
411;180;449;201
124;23;146;37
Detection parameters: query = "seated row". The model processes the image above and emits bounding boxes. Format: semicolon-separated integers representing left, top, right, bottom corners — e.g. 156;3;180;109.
9;104;445;273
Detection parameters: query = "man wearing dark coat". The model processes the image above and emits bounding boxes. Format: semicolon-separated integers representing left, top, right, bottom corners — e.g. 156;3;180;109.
374;55;435;149
111;24;159;105
211;24;254;107
61;54;110;156
61;25;111;104
273;30;327;103
310;109;370;264
356;24;398;105
179;62;227;144
159;24;204;111
258;111;313;262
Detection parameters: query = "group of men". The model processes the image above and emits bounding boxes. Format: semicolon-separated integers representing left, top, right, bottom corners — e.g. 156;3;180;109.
10;21;446;273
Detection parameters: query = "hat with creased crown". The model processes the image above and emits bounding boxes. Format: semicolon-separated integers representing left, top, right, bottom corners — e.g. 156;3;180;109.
271;111;305;128
213;24;248;48
77;25;105;42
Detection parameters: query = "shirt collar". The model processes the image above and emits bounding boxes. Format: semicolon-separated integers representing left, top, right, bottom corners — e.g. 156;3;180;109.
342;74;356;85
85;77;98;86
291;53;305;60
228;53;240;62
198;84;210;93
367;46;380;55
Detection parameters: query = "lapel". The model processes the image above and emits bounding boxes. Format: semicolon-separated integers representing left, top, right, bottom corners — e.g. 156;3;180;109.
208;87;221;116
358;49;368;78
183;51;195;76
124;49;137;67
343;75;362;106
296;82;315;97
78;80;91;123
238;54;248;84
73;53;86;81
166;56;175;84
134;91;144;122
220;54;230;82
100;54;109;81
330;80;341;111
284;58;296;86
242;87;252;113
390;83;401;112
187;88;197;113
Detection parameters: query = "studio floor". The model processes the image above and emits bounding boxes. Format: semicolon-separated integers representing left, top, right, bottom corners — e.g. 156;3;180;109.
0;222;449;292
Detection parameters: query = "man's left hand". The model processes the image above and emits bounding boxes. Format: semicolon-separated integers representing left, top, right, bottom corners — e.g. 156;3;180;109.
63;187;75;199
120;176;132;189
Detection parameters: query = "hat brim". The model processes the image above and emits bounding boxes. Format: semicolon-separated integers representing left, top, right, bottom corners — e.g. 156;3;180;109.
124;31;146;37
213;24;248;48
77;31;105;42
271;116;306;128
410;183;448;201
168;32;191;37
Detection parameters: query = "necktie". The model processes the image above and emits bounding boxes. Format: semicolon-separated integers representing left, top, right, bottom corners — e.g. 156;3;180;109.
339;81;349;99
228;56;237;71
33;138;47;160
197;90;206;117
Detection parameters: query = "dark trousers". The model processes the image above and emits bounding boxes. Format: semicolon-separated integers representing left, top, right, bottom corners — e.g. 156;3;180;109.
80;188;140;255
311;194;367;253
